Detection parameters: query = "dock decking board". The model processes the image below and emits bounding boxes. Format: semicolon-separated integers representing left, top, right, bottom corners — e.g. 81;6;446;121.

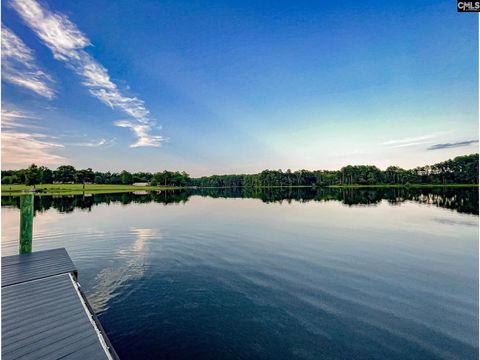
1;248;117;360
2;248;77;287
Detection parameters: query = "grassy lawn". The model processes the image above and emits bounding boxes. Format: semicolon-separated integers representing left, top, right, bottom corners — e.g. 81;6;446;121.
1;183;477;196
1;184;182;196
327;184;479;189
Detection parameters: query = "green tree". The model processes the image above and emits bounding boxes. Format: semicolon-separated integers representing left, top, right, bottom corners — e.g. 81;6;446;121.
25;164;40;186
54;165;76;183
2;175;18;184
39;166;53;183
120;170;133;185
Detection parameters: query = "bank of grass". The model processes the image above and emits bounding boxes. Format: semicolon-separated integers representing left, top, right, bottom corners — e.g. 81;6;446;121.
327;184;479;189
1;183;182;196
1;183;478;196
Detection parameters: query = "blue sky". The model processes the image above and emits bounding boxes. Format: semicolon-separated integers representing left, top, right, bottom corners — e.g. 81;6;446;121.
1;0;478;176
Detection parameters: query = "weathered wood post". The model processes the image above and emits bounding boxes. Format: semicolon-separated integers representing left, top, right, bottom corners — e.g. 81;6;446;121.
19;194;34;254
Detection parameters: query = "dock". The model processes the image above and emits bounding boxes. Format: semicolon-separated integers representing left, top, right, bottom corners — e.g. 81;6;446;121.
2;248;118;360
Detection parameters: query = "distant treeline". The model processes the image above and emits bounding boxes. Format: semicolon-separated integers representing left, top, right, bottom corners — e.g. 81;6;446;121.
194;154;478;187
1;154;478;187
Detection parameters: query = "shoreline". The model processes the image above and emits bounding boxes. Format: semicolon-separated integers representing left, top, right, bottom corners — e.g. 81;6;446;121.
1;183;478;196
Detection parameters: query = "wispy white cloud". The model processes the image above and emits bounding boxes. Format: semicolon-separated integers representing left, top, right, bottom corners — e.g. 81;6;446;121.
114;120;166;147
382;134;436;146
2;107;66;167
1;107;40;128
10;0;163;146
388;140;434;149
1;24;55;98
2;131;65;167
68;138;115;148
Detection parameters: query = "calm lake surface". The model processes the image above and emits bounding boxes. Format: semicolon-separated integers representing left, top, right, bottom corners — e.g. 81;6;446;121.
2;188;478;359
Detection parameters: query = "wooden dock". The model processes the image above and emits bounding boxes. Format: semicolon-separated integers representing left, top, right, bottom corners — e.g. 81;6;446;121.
2;248;118;360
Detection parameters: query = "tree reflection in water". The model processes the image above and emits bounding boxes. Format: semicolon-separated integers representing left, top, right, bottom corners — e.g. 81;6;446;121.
1;187;478;215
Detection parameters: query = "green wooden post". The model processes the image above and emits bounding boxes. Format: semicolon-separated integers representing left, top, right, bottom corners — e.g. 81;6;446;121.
19;194;34;254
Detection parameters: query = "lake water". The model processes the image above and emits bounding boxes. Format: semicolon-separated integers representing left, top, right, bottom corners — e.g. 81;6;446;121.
1;188;478;359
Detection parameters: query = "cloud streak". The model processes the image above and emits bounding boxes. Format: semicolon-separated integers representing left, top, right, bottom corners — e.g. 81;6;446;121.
2;107;66;167
382;134;436;148
114;120;166;148
1;24;55;98
1;107;40;128
68;138;115;148
10;0;163;146
427;140;478;151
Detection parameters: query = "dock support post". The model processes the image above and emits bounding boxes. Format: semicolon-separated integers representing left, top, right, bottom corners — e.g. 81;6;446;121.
19;194;34;254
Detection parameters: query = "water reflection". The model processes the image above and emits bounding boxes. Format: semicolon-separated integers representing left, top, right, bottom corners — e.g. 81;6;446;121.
1;188;478;359
1;186;478;215
89;227;160;312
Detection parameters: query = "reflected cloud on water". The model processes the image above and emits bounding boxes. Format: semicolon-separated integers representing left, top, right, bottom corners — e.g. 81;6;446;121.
88;227;161;312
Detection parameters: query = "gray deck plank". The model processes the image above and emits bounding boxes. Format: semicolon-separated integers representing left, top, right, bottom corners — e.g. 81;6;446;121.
35;337;106;360
5;324;95;359
2;316;91;353
2;254;114;360
2;248;77;287
2;248;68;265
59;346;111;360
